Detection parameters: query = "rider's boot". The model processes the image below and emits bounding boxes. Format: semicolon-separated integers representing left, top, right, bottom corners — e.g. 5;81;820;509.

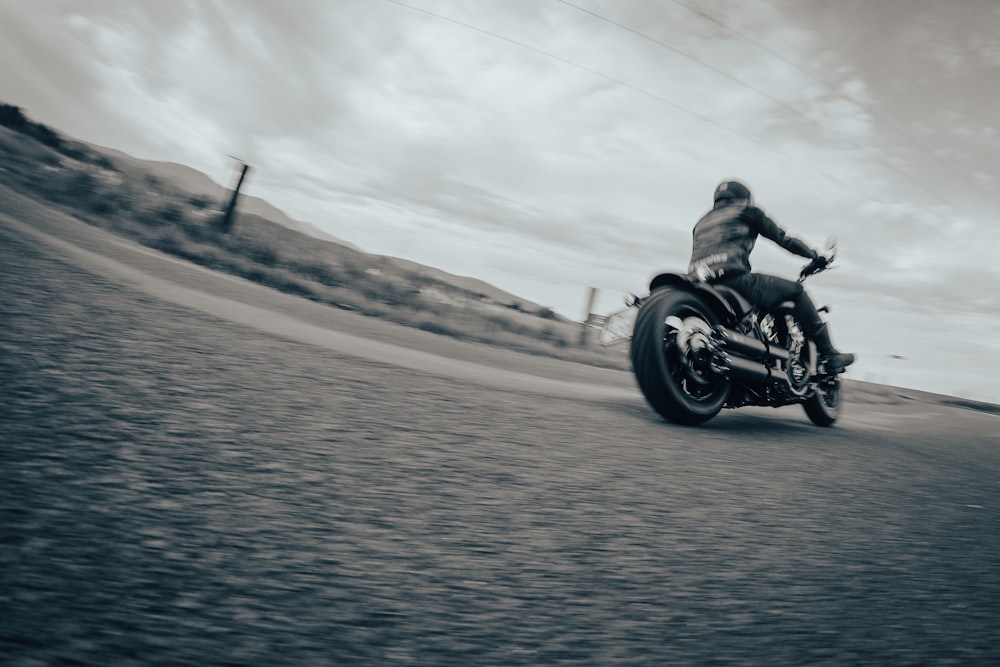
811;324;855;373
793;294;855;374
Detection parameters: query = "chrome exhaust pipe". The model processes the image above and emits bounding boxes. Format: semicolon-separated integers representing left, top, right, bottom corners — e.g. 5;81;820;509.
723;355;774;383
717;327;790;363
721;355;799;393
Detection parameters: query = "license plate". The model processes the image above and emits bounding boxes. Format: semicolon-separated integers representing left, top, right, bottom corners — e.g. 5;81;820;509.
598;307;638;346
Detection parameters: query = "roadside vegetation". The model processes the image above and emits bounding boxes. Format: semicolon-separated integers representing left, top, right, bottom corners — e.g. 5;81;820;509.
0;103;628;370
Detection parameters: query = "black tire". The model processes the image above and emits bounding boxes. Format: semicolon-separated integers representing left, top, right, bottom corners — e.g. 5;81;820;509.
803;374;842;426
630;288;730;425
769;312;842;427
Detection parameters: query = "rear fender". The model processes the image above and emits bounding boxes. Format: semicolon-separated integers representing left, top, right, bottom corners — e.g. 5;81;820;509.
648;272;737;324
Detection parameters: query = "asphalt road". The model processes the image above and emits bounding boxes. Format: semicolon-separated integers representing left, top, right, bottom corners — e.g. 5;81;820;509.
2;195;998;666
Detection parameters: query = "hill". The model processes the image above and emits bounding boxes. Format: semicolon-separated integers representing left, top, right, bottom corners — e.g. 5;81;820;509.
78;136;550;316
379;255;563;319
87;144;357;248
0;101;615;366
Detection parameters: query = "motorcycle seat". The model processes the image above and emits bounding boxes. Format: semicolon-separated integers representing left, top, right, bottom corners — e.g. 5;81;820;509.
712;285;754;316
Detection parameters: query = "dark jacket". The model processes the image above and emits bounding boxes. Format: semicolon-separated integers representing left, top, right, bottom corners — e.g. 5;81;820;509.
687;200;815;280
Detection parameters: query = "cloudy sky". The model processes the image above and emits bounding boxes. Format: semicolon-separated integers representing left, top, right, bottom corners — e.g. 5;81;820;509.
2;0;998;401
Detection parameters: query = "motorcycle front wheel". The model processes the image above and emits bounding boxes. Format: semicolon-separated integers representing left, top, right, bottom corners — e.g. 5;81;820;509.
803;374;842;427
630;288;730;425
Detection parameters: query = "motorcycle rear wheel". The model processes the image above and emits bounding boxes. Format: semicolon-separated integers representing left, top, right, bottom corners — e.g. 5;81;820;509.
630;288;730;425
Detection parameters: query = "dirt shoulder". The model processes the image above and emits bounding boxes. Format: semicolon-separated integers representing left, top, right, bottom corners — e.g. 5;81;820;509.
4;183;995;415
0;184;636;397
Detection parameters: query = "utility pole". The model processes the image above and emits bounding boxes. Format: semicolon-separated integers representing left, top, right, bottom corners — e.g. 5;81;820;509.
219;161;250;233
579;286;598;347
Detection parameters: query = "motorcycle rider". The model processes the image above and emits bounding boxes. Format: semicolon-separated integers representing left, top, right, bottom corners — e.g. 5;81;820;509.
688;179;855;373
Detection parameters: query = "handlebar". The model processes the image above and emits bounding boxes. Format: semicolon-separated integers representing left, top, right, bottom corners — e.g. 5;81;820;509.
798;239;837;282
798;255;829;281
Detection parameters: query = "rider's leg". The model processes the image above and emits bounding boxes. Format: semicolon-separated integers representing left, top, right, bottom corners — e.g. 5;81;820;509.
721;273;855;373
791;291;855;373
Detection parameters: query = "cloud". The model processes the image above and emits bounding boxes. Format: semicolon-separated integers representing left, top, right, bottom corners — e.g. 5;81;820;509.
1;0;997;398
0;5;105;122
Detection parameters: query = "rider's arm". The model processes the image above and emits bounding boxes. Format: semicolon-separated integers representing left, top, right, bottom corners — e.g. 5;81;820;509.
746;207;817;260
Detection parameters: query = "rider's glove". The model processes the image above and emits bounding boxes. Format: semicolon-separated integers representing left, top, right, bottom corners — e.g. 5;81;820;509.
800;254;828;280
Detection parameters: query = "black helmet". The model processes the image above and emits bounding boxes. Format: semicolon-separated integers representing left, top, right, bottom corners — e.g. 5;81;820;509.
713;179;752;204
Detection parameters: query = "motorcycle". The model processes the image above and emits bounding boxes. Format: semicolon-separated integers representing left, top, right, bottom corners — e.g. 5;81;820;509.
599;240;844;426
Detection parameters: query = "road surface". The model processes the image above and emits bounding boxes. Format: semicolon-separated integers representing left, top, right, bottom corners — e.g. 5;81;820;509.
2;190;998;665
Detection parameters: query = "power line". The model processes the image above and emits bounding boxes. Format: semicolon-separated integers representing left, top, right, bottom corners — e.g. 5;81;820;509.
671;0;816;80
387;0;880;201
387;1;978;223
667;0;981;211
386;0;760;146
556;0;831;137
557;0;967;216
668;0;934;154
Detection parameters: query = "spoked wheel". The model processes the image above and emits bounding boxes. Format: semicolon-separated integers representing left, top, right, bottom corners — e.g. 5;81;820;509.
764;312;842;427
630;289;730;425
803;373;842;427
764;313;810;395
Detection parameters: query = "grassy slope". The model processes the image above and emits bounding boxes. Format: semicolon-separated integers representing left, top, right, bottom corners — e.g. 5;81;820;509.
0;114;629;371
2;107;995;413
